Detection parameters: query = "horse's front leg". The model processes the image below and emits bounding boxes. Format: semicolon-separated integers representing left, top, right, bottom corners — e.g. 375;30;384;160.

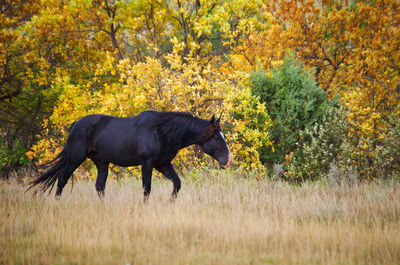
141;161;153;202
156;163;181;200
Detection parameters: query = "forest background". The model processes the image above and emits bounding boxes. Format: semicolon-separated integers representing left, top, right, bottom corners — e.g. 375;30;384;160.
1;0;399;181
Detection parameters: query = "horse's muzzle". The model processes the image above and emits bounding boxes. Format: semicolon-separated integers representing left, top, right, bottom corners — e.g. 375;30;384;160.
221;153;232;169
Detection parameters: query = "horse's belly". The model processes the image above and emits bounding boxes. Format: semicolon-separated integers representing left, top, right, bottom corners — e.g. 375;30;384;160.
97;150;142;166
92;139;141;166
92;121;159;166
111;158;141;167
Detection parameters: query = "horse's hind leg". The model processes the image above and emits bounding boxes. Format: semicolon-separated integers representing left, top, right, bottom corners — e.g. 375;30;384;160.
55;142;87;198
55;160;85;198
91;157;109;199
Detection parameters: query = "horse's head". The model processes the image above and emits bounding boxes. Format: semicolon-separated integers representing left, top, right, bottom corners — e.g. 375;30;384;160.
199;116;232;169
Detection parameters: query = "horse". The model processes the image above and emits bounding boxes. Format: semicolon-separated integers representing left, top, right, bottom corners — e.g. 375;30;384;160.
28;110;232;201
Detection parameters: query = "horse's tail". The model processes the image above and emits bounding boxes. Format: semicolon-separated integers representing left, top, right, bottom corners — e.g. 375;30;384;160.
27;145;70;195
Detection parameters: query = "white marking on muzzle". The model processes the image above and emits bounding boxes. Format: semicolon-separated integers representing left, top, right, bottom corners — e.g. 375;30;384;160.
220;131;232;168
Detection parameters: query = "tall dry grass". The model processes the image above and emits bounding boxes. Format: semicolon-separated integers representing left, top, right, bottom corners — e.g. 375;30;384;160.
1;170;399;265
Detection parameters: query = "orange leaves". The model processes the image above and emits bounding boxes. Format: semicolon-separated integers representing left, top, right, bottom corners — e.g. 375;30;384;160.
261;0;400;147
13;0;398;175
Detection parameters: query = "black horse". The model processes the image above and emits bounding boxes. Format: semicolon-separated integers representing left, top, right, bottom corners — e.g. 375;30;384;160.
28;110;232;201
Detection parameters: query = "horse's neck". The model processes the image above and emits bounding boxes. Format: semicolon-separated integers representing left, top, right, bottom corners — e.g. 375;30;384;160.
177;119;205;149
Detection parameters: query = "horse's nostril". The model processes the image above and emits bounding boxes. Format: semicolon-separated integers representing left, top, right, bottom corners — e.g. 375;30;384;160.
222;153;232;169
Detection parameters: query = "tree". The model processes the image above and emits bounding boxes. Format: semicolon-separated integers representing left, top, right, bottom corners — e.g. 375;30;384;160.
251;56;330;164
264;0;400;150
0;0;44;174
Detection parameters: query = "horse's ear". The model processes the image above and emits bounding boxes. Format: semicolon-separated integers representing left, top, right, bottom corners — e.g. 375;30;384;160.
210;115;216;124
216;113;222;125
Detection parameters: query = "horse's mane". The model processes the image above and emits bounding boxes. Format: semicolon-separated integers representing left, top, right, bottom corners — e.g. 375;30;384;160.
153;111;209;147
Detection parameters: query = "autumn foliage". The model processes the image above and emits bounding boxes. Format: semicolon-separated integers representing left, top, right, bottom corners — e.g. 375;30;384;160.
1;0;399;179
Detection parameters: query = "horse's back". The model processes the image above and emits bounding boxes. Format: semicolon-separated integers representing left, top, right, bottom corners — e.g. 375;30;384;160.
134;110;162;124
66;111;179;166
73;113;158;166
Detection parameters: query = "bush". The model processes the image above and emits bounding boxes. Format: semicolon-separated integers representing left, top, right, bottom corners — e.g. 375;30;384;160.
367;115;400;179
286;107;400;182
284;107;353;182
0;137;31;177
250;55;331;164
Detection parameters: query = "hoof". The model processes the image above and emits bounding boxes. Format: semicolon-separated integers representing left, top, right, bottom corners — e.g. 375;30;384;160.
97;190;105;199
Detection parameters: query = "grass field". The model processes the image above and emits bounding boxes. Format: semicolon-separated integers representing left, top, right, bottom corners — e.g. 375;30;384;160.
1;170;399;265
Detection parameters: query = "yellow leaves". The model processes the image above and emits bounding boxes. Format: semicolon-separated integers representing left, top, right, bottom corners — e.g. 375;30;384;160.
261;0;400;163
29;38;273;171
28;134;63;165
7;0;397;178
223;83;273;170
271;60;284;68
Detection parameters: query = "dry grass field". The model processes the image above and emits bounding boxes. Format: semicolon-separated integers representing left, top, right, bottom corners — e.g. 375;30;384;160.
1;170;399;265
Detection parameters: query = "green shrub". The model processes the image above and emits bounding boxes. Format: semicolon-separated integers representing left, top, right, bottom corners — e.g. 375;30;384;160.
368;115;400;179
250;55;331;164
0;137;31;175
286;107;400;182
284;107;353;181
